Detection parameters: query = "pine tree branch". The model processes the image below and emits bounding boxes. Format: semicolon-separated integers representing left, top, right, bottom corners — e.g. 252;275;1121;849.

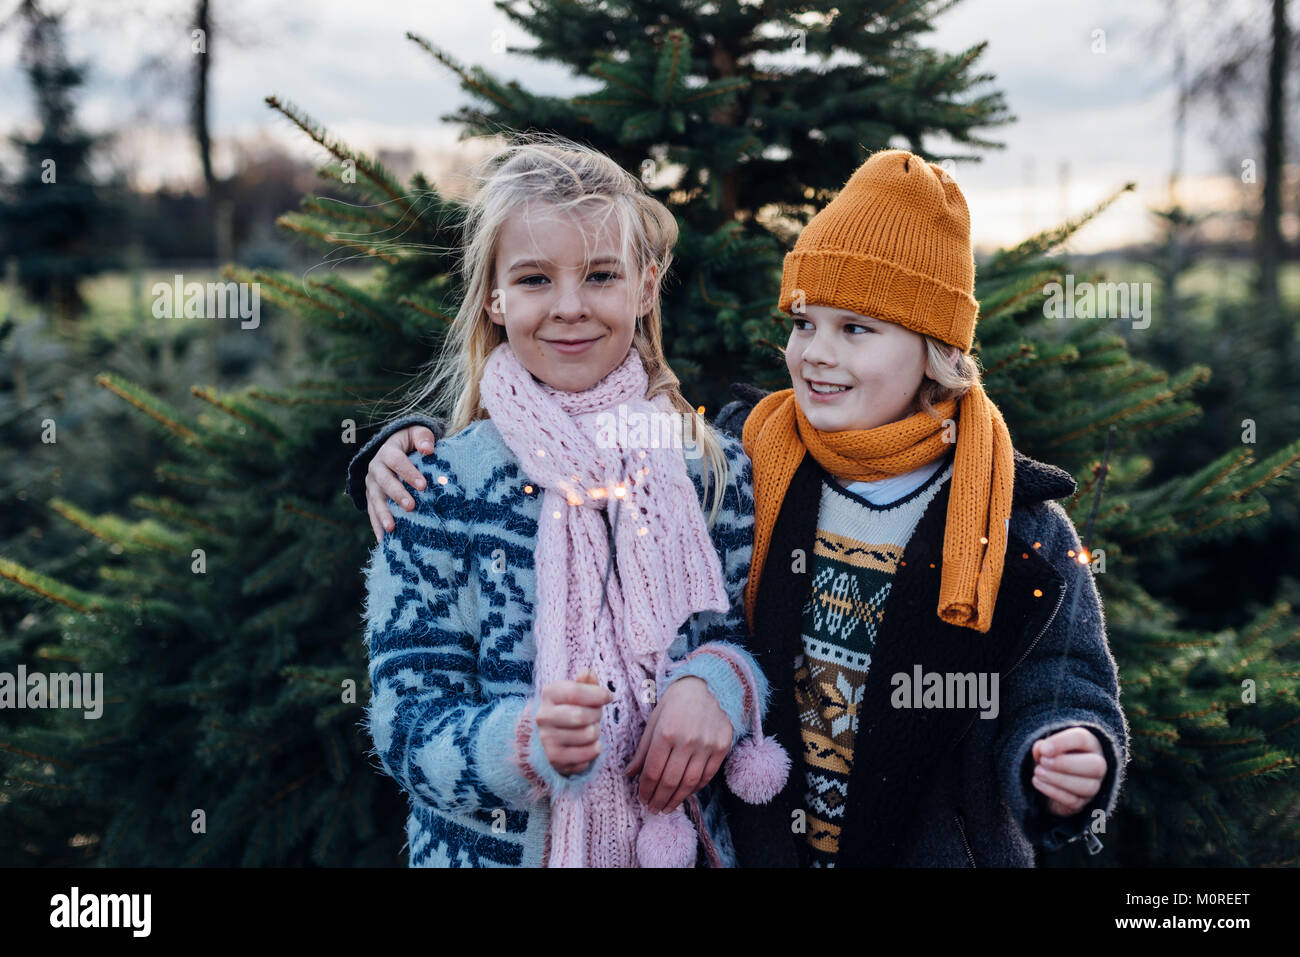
657;28;686;103
989;182;1137;272
223;266;340;318
189;386;284;441
406;32;516;109
95;373;199;444
274;216;401;265
279;502;349;530
397;297;453;325
316;282;400;335
0;740;74;768
264;95;410;212
1228;442;1300;502
244;388;370;408
0;556;104;614
1045;390;1175;447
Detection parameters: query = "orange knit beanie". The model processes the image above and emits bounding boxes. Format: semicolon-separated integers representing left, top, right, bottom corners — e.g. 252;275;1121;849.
778;149;979;350
744;149;1015;634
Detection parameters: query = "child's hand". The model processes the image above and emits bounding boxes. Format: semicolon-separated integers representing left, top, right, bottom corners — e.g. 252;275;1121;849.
625;676;731;814
536;668;611;777
366;426;439;543
1031;727;1106;817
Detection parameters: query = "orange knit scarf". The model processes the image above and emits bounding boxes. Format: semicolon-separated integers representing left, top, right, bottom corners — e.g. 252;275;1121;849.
741;378;1015;634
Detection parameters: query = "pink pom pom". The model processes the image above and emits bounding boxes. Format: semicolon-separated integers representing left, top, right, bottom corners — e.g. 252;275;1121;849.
636;807;697;868
725;734;790;804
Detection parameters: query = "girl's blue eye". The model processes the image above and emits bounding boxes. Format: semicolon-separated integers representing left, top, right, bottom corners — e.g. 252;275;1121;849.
518;272;619;285
845;324;871;334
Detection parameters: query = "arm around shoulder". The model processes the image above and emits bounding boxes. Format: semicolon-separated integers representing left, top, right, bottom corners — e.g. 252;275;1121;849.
345;414;447;511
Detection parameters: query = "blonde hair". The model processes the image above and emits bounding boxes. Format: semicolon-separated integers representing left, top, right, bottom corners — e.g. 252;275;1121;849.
394;131;732;525
913;336;982;417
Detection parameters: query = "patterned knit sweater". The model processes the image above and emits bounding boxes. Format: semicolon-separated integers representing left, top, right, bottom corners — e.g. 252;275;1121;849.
797;452;954;867
361;416;768;867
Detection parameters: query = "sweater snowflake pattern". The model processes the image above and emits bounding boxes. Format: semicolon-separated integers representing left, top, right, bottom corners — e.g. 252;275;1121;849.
797;457;954;865
361;417;768;867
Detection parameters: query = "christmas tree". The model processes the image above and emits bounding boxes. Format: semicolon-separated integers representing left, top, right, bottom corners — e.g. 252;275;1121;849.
420;0;1014;410
1124;205;1300;635
2;0;1298;867
0;0;151;865
0;0;118;327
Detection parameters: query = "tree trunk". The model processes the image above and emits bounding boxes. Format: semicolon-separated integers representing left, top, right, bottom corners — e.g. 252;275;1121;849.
194;0;214;197
1257;0;1288;335
710;44;739;220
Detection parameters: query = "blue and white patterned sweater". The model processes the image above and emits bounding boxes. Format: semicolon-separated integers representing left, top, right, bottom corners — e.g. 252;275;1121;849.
361;416;768;867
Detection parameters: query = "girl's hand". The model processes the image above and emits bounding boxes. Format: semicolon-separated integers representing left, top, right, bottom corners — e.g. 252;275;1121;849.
625;676;731;814
536;669;611;776
1031;727;1106;817
367;426;439;543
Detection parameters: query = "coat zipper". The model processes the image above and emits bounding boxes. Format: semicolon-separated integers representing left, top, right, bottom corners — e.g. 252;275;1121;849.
1069;828;1105;855
954;810;977;867
1008;576;1068;680
951;576;1067;751
948;576;1069;864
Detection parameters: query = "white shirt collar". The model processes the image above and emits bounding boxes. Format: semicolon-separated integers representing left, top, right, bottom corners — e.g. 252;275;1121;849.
839;451;953;506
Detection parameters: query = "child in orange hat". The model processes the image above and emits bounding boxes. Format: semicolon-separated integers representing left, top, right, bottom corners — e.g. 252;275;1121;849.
720;149;1128;865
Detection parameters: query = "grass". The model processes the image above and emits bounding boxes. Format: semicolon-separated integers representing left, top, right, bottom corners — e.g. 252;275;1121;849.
1;265;378;345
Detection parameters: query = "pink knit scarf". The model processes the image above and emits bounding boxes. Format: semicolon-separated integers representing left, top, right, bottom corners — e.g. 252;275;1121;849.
479;341;729;867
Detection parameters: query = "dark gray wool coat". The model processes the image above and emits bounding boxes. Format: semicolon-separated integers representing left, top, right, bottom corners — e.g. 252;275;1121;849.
346;383;1130;868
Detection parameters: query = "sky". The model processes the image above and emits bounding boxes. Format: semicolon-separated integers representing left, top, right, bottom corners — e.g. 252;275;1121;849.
0;0;1279;254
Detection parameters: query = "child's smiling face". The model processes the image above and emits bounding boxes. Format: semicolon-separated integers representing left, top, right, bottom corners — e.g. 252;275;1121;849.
785;305;929;432
489;200;653;393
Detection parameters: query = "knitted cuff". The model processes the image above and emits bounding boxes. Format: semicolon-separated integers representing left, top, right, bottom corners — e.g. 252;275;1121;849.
474;695;537;810
1009;714;1121;852
663;644;755;747
513;697;605;798
510;698;549;806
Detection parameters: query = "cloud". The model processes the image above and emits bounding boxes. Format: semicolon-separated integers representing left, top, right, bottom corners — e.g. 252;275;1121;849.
0;0;1253;255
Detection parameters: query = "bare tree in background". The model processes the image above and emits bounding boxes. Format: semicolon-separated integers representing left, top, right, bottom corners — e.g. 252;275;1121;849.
1258;0;1290;330
74;0;297;260
192;0;213;197
1167;0;1296;338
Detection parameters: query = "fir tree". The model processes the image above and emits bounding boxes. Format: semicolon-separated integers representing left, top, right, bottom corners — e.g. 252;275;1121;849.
973;198;1300;865
0;273;189;865
1124;204;1300;635
0;0;117;326
418;0;1014;410
3;1;1298;867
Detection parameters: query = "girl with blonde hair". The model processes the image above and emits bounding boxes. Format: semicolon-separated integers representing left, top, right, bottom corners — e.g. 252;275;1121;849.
359;132;787;868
